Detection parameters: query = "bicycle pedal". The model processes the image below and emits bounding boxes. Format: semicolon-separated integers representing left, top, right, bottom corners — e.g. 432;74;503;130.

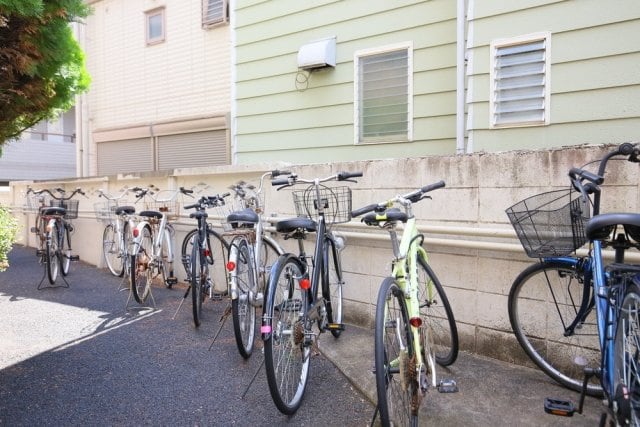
166;277;178;287
437;379;458;393
36;249;44;257
543;398;575;417
325;323;345;331
69;255;80;262
30;227;38;233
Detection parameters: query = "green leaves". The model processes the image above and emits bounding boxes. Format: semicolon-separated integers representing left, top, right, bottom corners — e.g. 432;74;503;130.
0;205;18;272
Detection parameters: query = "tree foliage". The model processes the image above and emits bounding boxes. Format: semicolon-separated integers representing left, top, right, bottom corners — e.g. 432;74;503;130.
0;0;90;143
0;205;18;271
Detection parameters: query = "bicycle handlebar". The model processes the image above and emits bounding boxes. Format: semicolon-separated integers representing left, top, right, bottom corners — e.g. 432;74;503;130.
271;171;363;190
28;187;85;200
183;192;230;210
351;180;446;218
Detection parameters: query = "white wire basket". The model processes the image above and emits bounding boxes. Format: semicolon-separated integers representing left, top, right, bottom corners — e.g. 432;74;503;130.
94;200;119;222
25;192;51;213
146;190;180;220
219;198;249;231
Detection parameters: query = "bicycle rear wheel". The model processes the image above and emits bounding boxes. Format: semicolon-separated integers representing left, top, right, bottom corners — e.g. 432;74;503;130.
417;256;458;366
59;224;71;276
263;255;310;415
375;277;418;427
613;282;640;426
322;236;343;338
508;260;602;396
231;237;256;358
191;239;205;327
130;226;153;303
46;224;59;284
103;224;124;276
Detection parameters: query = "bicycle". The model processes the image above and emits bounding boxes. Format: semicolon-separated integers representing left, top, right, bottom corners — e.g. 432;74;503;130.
177;190;229;327
26;187;85;288
351;181;459;427
129;186;188;305
224;171;287;358
261;170;361;414
95;188;137;278
506;142;640;424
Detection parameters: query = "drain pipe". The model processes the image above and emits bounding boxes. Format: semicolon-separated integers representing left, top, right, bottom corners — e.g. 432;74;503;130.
455;0;466;154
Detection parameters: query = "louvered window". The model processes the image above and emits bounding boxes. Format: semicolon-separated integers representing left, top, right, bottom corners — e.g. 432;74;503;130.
202;0;228;28
491;33;550;127
355;44;412;144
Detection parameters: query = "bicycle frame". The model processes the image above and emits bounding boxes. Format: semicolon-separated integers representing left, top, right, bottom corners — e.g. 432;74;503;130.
130;212;173;270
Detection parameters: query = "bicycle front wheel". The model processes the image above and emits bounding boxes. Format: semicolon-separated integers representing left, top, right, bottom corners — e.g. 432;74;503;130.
613;282;640;426
46;224;59;284
323;236;343;338
375;277;418;427
103;224;124;276
231;237;256;358
508;260;602;396
417;257;458;366
181;228;228;295
263;255;310;415
191;239;205;327
130;226;153;303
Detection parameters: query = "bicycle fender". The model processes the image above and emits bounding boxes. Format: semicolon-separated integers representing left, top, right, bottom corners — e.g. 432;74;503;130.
130;222;150;255
261;254;305;341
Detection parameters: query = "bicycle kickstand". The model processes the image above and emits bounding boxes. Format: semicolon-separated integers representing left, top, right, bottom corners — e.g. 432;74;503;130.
171;285;191;319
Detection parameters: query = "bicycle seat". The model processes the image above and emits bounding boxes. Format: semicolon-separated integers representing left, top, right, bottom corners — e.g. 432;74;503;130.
190;211;208;220
275;217;316;233
139;210;163;220
586;213;640;241
362;208;408;226
41;206;66;216
115;206;135;216
227;208;259;225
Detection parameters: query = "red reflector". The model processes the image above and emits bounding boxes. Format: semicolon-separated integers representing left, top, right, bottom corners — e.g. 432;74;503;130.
204;249;211;257
133;228;139;238
300;278;311;290
226;261;236;271
409;317;422;328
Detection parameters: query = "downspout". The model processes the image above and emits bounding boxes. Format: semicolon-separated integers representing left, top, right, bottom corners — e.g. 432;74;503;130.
465;0;475;154
230;1;237;165
455;0;466;154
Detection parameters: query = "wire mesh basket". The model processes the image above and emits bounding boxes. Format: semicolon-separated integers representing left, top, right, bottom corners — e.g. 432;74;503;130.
506;189;590;258
146;190;180;220
293;185;352;225
50;199;80;220
220;198;249;231
25;192;51;213
94;200;119;222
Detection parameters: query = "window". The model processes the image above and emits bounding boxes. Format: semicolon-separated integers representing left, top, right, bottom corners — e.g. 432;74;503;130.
354;43;412;144
490;33;551;128
145;7;165;45
202;0;228;28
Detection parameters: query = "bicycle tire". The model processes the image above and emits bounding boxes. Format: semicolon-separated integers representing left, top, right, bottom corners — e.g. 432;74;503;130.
417;256;458;366
59;224;71;276
130;225;153;303
103;224;124;276
161;226;174;288
231;237;256;358
191;239;204;327
508;260;603;396
375;277;418;427
46;223;59;284
613;282;640;426
258;236;282;292
122;221;131;278
322;236;343;338
264;255;310;415
181;228;228;294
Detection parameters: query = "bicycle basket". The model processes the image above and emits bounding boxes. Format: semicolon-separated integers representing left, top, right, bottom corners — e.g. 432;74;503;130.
292;185;352;225
506;189;590;258
146;190;180;220
220;198;249;231
50;199;79;220
93;200;119;222
25;192;51;213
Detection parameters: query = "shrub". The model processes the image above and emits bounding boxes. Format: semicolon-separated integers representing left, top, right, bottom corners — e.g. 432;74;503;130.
0;205;18;271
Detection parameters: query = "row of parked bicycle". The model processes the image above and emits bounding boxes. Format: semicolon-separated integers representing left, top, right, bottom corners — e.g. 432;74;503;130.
23;143;640;426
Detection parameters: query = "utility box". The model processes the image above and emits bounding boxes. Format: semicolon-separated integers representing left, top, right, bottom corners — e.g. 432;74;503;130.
297;37;336;71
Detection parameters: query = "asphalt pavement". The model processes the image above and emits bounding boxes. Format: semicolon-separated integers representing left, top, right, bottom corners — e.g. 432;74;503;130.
1;244;606;426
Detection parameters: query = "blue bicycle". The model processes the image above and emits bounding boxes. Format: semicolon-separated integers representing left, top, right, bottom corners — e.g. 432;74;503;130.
507;143;640;425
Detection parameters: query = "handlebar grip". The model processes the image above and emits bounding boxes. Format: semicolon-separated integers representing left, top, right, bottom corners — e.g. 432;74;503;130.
271;178;290;186
221;192;231;198
338;171;364;181
421;180;445;194
351;203;379;218
619;142;635;156
569;167;603;185
184;203;197;210
271;169;291;177
181;187;194;195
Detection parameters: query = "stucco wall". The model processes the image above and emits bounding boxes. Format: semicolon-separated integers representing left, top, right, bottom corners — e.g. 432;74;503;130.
6;144;638;366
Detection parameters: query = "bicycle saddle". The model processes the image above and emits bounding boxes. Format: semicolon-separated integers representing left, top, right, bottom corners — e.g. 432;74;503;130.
139;210;163;220
362;208;408;226
275;217;316;233
227;208;259;224
41;206;66;216
586;212;640;241
115;206;135;216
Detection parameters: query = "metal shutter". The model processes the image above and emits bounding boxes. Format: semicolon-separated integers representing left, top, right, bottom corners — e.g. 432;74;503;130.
97;138;153;175
157;130;228;170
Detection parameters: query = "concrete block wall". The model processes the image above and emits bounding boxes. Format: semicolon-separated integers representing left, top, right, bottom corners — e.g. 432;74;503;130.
5;144;637;366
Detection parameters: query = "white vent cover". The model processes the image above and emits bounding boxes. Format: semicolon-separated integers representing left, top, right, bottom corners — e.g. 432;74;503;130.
297;37;336;70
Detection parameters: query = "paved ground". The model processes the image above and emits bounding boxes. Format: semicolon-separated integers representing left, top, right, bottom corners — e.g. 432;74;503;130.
0;244;607;426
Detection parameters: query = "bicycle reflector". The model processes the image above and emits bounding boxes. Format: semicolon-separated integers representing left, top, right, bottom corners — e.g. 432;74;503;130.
133;228;139;238
409;317;422;328
300;278;311;290
226;261;236;271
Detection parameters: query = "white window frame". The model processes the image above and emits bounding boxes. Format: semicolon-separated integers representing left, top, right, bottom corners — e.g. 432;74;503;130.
490;32;551;128
354;42;413;145
145;7;166;45
202;0;228;28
